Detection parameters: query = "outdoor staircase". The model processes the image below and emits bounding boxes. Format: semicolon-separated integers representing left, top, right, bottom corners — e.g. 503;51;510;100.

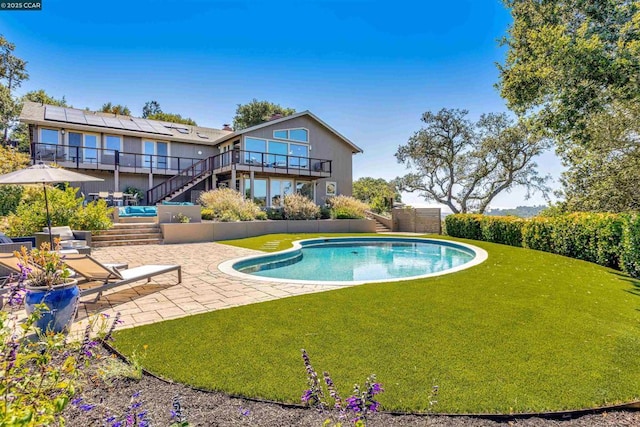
373;218;392;233
91;223;163;248
159;171;212;203
147;157;215;205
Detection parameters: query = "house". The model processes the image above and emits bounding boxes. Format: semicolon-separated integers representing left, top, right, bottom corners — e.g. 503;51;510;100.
19;101;363;206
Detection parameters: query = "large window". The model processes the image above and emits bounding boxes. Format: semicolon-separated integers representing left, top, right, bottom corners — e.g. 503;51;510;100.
296;181;313;200
270;179;293;207
289;144;309;168
84;135;98;162
244;137;266;164
105;135;122;152
244;178;267;207
143;141;170;169
273;128;308;142
268;141;288;167
41;128;59;145
243;135;310;167
68;132;98;163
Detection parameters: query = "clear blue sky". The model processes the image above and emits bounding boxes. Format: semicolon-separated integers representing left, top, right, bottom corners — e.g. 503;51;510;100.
1;0;562;209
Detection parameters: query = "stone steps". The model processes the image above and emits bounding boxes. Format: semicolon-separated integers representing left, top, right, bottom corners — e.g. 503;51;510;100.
92;223;163;247
373;218;392;233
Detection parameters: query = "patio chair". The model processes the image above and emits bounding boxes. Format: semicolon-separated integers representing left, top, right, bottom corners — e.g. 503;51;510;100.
60;253;181;300
112;191;124;206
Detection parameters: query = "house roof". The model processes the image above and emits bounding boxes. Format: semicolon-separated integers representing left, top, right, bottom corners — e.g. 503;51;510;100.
19;101;231;145
213;111;364;154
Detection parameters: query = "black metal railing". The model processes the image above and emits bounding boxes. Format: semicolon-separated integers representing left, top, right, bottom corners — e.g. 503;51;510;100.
31;142;201;174
212;150;332;175
147;156;214;204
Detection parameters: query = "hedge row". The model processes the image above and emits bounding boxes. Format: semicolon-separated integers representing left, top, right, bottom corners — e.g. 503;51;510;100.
444;214;524;247
445;213;640;277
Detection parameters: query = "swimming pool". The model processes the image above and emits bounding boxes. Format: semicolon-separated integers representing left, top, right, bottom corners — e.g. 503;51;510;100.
218;237;488;285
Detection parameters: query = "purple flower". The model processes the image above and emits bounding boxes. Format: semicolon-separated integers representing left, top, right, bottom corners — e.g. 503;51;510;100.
111;422;123;427
368;401;380;412
345;396;362;412
79;403;95;411
71;397;83;405
239;407;250;416
301;389;313;402
132;391;141;398
105;415;116;422
370;383;383;395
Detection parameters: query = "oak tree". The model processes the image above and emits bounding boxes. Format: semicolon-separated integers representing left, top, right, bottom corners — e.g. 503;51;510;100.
395;108;550;214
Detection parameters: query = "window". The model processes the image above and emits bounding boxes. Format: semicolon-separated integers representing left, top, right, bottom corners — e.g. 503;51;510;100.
105;135;122;152
244;137;266;164
267;141;287;167
289;128;308;142
296;181;313;200
273;130;288;139
270;179;293;207
68;132;82;160
41;128;59;145
289;144;309;168
84;135;98;162
244;178;267;207
143;141;170;169
273;128;308;142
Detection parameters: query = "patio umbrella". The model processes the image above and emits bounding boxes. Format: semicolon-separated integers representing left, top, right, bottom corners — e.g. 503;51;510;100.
0;163;103;246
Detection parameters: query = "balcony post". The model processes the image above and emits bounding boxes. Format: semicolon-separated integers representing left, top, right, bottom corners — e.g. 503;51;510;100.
75;146;80;169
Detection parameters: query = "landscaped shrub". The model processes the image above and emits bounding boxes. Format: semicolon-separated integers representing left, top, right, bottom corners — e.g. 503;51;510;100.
522;217;555;253
326;195;369;219
444;214;483;240
198;188;265;222
283;193;320;220
480;216;525;247
622;214;640;278
523;213;625;268
319;205;331;220
3;186;112;237
0;185;23;216
201;207;214;220
70;199;113;231
265;207;284;220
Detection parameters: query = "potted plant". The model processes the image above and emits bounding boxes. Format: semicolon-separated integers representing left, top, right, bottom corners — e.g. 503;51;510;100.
15;241;80;333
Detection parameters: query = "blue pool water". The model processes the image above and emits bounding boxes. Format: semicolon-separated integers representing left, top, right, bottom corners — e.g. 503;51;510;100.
231;238;477;282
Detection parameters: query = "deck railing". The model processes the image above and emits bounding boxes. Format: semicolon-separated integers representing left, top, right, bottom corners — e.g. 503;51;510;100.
212;150;332;175
31;142;201;174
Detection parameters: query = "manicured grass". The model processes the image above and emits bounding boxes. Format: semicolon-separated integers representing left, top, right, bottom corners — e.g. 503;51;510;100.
113;234;640;414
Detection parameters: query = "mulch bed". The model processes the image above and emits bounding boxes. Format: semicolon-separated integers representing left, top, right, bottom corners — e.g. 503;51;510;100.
62;347;640;427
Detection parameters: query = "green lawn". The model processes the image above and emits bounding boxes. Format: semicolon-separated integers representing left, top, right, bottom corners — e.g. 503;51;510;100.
112;234;640;414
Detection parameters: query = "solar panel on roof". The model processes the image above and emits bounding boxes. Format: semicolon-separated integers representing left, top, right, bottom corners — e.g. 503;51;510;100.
120;119;142;131
149;122;172;135
44;106;67;121
65;110;88;125
102;117;124;129
85;115;107;126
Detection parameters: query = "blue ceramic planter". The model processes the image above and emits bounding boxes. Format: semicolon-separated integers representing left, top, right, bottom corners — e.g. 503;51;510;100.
25;280;79;333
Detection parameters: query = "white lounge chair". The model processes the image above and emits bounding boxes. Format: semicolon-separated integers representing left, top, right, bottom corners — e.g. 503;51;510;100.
61;253;181;300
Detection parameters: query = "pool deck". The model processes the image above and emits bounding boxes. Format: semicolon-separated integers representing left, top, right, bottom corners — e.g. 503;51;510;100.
71;241;357;335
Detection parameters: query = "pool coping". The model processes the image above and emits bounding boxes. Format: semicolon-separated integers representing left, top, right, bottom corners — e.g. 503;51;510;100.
218;236;489;286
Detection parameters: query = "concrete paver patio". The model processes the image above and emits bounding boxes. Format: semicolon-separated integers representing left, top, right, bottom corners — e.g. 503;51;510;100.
71;242;349;335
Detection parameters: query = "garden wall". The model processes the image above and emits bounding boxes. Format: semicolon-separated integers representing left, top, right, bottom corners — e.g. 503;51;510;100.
161;219;376;244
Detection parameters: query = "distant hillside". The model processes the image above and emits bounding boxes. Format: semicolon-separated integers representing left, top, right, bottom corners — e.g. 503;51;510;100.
485;205;547;218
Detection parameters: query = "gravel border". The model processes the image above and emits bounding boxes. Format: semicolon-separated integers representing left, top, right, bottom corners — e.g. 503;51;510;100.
61;347;640;427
